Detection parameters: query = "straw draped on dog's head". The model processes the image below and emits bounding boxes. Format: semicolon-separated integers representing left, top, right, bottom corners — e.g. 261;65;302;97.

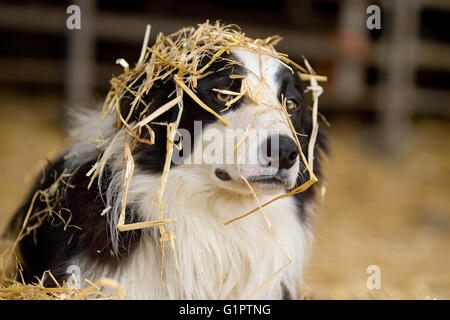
103;20;286;126
85;21;326;245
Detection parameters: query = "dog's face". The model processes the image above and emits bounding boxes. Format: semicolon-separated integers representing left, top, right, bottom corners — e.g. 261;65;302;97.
129;49;309;196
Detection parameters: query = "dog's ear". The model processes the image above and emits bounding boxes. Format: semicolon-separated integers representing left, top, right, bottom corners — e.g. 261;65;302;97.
120;76;181;173
118;75;179;126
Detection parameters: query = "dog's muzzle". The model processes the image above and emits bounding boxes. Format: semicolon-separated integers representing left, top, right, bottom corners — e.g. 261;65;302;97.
215;135;299;189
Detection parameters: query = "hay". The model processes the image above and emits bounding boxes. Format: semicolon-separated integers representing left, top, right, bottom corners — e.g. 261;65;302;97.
1;20;326;299
0;169;71;285
0;273;124;300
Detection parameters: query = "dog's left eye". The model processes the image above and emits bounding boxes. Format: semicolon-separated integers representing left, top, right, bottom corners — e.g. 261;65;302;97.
215;91;232;102
286;98;298;110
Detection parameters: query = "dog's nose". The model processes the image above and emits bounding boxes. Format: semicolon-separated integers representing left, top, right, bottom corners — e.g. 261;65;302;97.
278;136;299;170
264;136;299;170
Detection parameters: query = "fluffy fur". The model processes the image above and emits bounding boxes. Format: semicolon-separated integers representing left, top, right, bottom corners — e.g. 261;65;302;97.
5;49;326;299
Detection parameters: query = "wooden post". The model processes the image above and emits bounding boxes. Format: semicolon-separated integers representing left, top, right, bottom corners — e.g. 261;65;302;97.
334;0;368;105
376;0;420;154
65;0;96;107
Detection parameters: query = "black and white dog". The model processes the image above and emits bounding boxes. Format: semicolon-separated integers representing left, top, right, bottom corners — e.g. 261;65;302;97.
5;48;325;299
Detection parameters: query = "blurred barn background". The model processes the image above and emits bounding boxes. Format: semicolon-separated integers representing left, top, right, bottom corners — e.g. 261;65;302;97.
0;0;449;299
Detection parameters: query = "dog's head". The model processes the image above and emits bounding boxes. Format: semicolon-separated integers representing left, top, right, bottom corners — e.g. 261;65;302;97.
119;48;316;196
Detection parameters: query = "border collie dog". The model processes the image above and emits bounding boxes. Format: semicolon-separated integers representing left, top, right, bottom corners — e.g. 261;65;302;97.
6;48;325;299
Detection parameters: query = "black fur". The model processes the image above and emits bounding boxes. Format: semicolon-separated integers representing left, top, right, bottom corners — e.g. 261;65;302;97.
125;54;247;173
6;157;142;285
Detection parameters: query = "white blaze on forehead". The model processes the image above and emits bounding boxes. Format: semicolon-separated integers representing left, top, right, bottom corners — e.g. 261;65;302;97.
228;49;294;137
188;49;300;192
231;49;284;106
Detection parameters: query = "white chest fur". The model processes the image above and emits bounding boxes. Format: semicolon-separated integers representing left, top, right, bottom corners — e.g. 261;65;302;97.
107;167;312;299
